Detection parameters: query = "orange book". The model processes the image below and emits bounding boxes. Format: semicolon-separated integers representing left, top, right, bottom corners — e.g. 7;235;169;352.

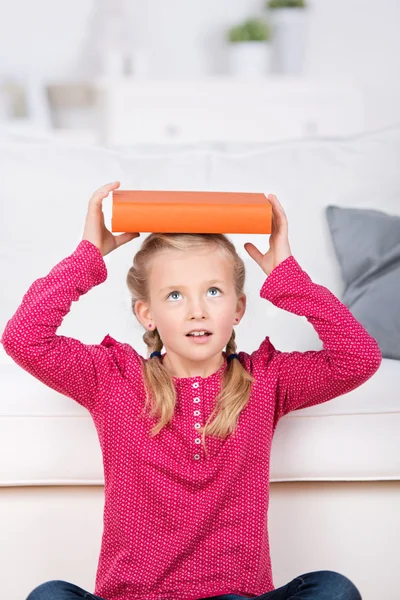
111;190;272;234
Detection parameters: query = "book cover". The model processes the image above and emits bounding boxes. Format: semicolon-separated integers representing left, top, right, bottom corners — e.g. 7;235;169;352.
111;190;272;234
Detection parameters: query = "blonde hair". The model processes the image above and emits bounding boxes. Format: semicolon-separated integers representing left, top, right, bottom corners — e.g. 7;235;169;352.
126;233;255;455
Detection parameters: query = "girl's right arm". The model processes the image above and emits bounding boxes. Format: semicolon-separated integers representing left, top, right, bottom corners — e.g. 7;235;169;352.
1;182;140;415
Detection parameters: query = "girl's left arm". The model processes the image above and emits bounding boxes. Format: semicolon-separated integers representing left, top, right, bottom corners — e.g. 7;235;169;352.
257;254;382;423
245;193;382;425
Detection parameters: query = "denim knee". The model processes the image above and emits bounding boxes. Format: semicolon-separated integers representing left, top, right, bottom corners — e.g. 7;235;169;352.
315;570;362;599
26;580;74;600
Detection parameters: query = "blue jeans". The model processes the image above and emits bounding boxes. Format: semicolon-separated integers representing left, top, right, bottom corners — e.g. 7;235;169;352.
26;570;362;599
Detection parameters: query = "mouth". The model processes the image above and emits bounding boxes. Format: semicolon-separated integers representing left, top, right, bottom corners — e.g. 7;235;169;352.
186;332;213;337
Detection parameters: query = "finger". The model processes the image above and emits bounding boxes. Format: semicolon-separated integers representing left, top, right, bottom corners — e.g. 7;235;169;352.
89;181;121;207
267;194;288;234
267;194;286;217
94;181;120;195
270;209;276;236
267;193;285;211
115;232;140;248
244;242;264;267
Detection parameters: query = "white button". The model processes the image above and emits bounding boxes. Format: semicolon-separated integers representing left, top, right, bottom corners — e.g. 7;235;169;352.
194;410;200;416
192;382;199;388
193;397;200;403
195;438;201;444
194;423;201;429
194;454;200;460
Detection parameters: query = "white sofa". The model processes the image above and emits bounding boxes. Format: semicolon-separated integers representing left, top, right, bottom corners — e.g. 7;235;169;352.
0;124;399;600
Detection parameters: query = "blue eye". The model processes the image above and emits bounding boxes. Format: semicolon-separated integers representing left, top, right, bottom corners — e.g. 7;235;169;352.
167;287;222;301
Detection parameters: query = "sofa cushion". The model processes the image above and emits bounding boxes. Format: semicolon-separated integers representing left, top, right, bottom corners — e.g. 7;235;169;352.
325;205;400;360
0;355;399;486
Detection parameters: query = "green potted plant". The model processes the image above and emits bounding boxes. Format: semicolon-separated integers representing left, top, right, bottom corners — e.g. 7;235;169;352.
266;0;309;74
267;0;306;7
226;18;273;77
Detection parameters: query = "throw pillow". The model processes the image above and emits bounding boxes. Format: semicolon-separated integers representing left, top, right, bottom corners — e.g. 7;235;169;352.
325;205;400;360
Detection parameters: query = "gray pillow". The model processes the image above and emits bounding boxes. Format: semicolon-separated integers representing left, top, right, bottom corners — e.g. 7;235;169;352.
325;205;400;360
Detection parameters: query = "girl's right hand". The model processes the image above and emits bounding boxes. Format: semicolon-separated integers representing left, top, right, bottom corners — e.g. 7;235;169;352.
82;181;140;257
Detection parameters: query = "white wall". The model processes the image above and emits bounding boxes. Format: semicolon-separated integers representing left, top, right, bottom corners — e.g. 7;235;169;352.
0;0;399;84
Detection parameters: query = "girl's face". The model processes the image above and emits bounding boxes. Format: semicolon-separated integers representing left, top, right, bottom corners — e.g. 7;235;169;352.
136;248;246;377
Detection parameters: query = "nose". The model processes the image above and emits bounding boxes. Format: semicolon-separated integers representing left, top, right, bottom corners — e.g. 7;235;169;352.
188;299;208;320
189;309;208;320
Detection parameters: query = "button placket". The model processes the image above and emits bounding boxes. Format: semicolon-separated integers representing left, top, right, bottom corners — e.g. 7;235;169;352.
192;382;201;460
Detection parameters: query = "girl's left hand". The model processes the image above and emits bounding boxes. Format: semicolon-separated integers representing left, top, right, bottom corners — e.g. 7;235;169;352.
244;194;292;276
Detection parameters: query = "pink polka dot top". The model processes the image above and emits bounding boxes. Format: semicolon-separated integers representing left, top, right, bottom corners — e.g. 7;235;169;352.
1;240;382;600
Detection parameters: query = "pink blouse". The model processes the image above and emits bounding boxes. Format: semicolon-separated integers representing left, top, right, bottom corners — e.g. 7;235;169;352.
1;240;382;600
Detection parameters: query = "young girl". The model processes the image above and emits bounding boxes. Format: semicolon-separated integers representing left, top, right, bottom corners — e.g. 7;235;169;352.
1;182;381;600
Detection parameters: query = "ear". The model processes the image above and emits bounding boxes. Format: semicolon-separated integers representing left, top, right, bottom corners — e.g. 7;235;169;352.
135;299;153;328
236;293;246;319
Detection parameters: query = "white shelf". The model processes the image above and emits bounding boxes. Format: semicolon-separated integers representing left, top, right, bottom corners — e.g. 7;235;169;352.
91;77;366;145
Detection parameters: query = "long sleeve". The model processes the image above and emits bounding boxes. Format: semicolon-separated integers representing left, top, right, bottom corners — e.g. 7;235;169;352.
255;255;382;425
0;240;121;414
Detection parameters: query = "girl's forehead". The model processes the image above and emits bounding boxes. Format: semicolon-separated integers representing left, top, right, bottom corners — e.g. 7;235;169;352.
153;248;230;270
149;250;234;287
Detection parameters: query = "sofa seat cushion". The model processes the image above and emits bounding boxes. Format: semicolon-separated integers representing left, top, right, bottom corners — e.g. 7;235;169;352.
0;356;398;486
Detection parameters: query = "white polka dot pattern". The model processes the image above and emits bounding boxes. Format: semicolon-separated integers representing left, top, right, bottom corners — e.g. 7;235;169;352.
0;240;382;600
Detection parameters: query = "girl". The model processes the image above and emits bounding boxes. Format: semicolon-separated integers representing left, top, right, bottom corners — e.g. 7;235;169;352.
1;182;381;600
